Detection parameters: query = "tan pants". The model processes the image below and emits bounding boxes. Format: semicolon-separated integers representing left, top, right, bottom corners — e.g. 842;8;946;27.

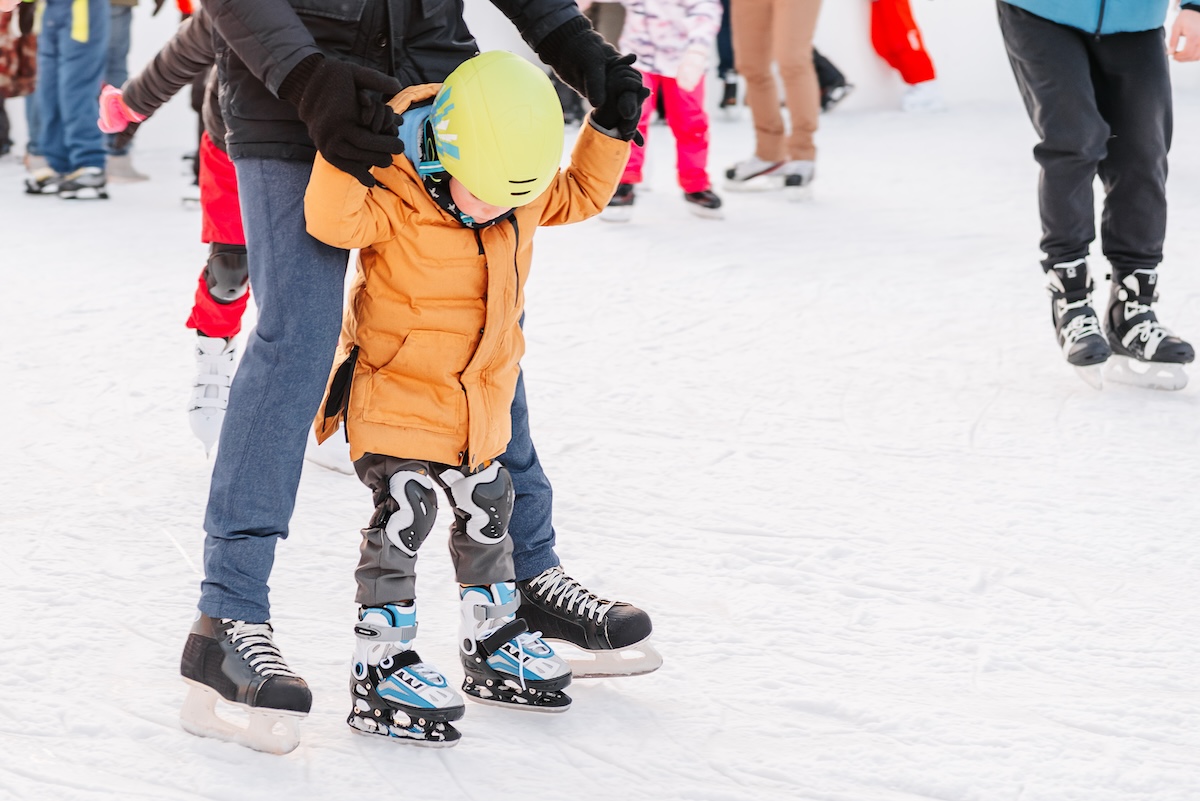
731;0;823;162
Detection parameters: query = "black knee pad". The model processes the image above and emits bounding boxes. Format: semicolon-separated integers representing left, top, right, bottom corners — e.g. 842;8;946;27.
383;469;439;556
204;243;249;304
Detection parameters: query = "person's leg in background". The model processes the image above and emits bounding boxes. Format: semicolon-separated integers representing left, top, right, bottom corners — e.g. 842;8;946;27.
51;0;109;198
871;0;943;111
731;0;783;164
772;0;821;183
813;47;852;112
105;1;147;180
717;0;738;108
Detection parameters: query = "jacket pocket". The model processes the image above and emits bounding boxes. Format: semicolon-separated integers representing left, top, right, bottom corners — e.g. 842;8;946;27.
360;330;473;435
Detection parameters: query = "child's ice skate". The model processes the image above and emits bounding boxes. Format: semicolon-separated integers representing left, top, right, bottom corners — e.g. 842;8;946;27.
517;566;661;678
1104;269;1194;391
459;583;572;711
348;603;465;746
601;183;635;223
179;614;312;755
189;334;238;454
1046;259;1110;389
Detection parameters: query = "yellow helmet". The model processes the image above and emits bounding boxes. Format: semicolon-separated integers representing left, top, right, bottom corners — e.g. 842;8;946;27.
427;51;564;208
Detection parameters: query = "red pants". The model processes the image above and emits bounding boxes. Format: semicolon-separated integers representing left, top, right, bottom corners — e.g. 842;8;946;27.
622;73;711;194
186;132;248;338
870;0;936;85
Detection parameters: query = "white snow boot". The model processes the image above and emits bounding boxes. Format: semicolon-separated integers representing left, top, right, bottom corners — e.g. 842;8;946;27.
349;603;464;746
459;583;572;711
189;334;238;454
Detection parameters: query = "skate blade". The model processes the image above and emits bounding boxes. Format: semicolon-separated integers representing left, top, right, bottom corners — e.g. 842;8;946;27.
1104;357;1188;391
1073;364;1105;390
686;205;724;221
550;638;663;679
348;709;461;747
189;408;224;455
784;184;814;203
60;188;109;200
180;680;304;755
723;174;784;193
600;206;633;224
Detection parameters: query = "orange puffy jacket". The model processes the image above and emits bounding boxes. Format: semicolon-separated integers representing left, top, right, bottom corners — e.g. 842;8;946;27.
306;84;629;470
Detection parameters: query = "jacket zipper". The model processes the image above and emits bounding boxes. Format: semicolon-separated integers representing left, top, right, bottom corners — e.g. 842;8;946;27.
509;215;521;309
1094;0;1108;38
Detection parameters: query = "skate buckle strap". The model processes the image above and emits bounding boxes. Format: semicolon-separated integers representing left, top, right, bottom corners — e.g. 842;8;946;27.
478;618;529;658
471;596;520;622
355;621;419;642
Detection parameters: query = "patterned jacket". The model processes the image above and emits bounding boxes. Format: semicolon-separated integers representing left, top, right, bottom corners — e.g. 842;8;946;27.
616;0;721;78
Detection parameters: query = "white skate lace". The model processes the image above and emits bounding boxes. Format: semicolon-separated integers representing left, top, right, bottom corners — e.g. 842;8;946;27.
1059;307;1102;347
527;567;617;623
224;620;301;678
1120;299;1170;359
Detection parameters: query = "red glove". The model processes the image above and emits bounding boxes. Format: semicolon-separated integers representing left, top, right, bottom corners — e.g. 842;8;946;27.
98;84;146;134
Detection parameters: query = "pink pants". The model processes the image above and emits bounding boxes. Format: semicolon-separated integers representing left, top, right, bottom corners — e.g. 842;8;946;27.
622;72;712;193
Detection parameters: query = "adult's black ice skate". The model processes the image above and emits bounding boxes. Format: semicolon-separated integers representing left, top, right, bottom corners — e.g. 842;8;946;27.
1104;269;1194;391
179;614;312;754
459;583;572;711
348;603;465;746
517;566;661;678
1047;258;1110;389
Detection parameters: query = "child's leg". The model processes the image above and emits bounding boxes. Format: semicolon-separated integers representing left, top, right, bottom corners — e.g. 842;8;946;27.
620;73;660;186
870;0;936;85
1089;30;1171;278
188;132;249;339
998;3;1104;271
661;75;711;194
438;461;572;711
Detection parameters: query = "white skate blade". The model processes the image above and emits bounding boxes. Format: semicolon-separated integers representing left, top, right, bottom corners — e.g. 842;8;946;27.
1104;357;1189;391
304;427;356;474
1073;364;1105;390
549;638;663;679
600;206;633;223
189;408;224;455
180;680;304;755
785;184;814;203
724;173;784;193
685;205;724;221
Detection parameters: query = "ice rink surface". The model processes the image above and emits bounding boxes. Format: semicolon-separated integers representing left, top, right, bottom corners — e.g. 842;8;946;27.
2;4;1200;800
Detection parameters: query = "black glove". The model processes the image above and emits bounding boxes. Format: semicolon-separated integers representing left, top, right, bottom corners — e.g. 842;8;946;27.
279;54;404;187
590;53;649;146
536;18;647;144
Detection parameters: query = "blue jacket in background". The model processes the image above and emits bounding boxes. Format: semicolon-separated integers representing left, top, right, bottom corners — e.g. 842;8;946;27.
1000;0;1169;35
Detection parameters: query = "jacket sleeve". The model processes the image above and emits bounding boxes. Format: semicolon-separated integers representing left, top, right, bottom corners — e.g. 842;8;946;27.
536;120;630;227
683;0;722;49
204;0;321;96
122;8;216;118
488;0;584;50
305;155;407;249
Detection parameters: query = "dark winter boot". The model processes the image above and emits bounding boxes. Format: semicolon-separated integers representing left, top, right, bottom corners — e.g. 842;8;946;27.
1046;259;1111;367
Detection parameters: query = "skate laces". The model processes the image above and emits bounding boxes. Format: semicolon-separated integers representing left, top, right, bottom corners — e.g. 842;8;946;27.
528;567;617;623
224;620;300;678
1118;299;1170;356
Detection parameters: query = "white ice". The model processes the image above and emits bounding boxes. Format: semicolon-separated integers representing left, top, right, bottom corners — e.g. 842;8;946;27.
2;3;1200;800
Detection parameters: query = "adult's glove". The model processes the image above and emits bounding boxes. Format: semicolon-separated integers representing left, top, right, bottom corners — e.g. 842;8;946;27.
536;15;650;142
590;53;649;145
675;45;709;93
279;54;404;187
98;85;146;134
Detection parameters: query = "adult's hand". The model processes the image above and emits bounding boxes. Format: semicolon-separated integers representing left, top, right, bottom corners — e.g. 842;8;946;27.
280;55;404;187
589;53;649;145
1170;9;1200;61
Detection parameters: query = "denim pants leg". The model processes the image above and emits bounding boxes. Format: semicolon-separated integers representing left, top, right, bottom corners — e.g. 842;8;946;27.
38;0;108;173
24;92;41;156
105;4;133;156
199;157;349;622
502;369;560;582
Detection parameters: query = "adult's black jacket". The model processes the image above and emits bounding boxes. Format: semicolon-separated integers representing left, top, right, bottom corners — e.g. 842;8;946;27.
206;0;582;162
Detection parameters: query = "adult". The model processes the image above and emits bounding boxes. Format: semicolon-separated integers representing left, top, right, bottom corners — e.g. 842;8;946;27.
998;0;1198;390
723;0;823;194
177;0;652;754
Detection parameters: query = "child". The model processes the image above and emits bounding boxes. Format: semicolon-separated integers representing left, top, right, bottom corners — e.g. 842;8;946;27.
870;0;943;112
999;0;1198;390
305;51;631;745
602;0;722;220
97;7;248;452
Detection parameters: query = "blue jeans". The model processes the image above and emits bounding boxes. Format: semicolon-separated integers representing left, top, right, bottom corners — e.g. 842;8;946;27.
24;93;40;156
37;0;109;174
199;157;559;622
104;4;133;156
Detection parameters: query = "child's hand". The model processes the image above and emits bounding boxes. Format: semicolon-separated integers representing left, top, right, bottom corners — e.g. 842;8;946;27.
675;45;709;92
0;0;21;12
97;85;146;134
1170;9;1200;61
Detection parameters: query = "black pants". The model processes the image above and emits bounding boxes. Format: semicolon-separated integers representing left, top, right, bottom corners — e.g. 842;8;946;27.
997;1;1171;277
